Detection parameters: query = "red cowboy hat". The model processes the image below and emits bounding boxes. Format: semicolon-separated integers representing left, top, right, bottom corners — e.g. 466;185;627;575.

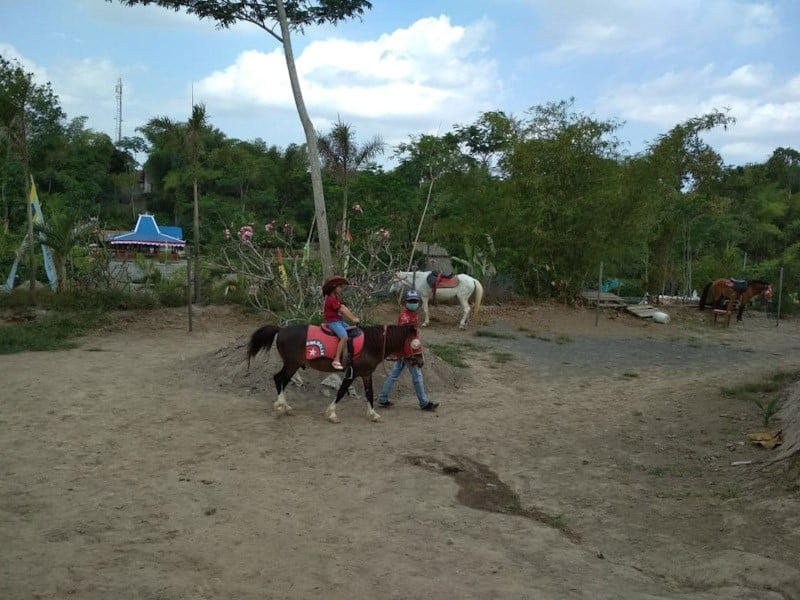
322;275;349;295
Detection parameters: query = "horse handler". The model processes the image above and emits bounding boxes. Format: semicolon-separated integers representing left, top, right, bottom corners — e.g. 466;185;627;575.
378;289;439;412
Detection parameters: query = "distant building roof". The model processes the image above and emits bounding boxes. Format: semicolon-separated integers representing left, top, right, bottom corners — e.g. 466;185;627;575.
109;214;185;247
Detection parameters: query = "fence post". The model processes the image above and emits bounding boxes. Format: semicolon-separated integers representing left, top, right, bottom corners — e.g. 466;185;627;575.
595;261;603;327
776;266;783;327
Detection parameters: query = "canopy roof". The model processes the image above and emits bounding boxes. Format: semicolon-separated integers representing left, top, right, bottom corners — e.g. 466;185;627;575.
109;214;185;247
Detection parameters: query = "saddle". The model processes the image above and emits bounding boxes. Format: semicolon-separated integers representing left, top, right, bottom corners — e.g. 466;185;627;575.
426;271;458;303
724;278;749;294
306;325;363;364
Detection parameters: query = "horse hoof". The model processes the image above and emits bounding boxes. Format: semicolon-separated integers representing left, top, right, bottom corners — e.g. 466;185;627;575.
327;414;340;424
368;410;382;422
284;406;294;416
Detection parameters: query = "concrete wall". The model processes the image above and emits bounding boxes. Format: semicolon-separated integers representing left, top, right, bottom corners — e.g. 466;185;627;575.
108;258;187;283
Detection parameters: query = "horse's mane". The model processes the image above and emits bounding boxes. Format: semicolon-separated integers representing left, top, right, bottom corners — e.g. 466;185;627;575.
361;323;415;352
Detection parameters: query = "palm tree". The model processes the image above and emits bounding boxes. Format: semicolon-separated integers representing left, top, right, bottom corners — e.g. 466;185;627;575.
32;210;91;292
139;104;209;302
318;117;383;271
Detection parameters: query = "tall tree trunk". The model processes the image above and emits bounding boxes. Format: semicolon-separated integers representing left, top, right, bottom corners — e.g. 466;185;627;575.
275;0;333;278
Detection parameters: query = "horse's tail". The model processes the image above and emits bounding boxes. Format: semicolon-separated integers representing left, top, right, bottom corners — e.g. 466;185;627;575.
472;278;484;321
698;282;712;310
247;325;280;370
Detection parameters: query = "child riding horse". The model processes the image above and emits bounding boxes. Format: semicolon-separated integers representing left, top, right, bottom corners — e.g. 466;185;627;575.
247;322;418;423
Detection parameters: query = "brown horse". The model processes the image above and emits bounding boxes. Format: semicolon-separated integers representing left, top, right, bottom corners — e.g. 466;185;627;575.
698;278;773;322
247;323;417;423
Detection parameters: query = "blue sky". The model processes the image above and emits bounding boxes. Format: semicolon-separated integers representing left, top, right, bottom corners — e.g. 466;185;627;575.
1;0;798;167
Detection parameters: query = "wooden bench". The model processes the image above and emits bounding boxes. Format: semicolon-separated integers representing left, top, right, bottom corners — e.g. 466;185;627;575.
712;309;732;327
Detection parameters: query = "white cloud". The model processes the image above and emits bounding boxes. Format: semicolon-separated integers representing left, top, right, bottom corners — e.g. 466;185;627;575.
717;64;771;89
0;43;47;82
597;62;800;162
195;16;500;139
522;0;783;60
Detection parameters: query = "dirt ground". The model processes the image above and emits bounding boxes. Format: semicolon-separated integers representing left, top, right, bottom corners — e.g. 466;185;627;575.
2;300;800;599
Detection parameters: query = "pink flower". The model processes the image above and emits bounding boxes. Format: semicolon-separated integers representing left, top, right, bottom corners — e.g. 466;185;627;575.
239;225;254;242
265;221;275;233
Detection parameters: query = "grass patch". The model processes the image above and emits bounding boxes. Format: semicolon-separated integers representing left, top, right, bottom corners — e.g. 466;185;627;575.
622;372;639;378
475;329;517;340
489;351;514;364
720;369;800;403
429;343;468;368
0;312;99;354
555;334;573;344
712;486;739;500
540;513;568;531
527;332;552;342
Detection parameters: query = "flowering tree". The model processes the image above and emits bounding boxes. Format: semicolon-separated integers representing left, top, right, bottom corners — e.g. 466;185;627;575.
215;211;397;324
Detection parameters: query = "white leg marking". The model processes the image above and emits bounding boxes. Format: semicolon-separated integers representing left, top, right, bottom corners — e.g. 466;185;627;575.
325;401;340;424
274;391;293;415
366;405;382;422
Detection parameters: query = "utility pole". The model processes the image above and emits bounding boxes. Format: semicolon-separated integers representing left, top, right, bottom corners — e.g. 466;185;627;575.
115;78;123;144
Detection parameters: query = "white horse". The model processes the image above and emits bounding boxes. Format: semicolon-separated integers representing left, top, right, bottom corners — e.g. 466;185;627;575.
391;271;484;329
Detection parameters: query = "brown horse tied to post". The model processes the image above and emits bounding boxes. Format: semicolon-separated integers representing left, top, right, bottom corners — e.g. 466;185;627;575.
698;278;773;322
246;322;418;423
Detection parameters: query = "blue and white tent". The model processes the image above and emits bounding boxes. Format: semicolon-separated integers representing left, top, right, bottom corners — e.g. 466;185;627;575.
109;214;185;248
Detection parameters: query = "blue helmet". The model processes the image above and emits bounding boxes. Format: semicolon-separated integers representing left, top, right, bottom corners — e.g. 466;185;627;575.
404;289;421;311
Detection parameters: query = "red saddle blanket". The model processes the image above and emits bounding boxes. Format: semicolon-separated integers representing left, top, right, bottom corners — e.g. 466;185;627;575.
429;273;459;289
305;325;364;362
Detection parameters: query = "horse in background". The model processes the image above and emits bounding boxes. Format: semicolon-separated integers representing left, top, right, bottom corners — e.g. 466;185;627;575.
698;278;773;322
246;322;418;423
391;270;484;330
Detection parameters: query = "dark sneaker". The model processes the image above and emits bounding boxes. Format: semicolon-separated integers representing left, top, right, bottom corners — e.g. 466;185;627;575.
377;400;394;408
421;401;439;411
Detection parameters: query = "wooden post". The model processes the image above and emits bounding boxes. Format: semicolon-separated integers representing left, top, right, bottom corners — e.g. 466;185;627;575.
186;247;193;332
595;261;603;327
776;266;783;327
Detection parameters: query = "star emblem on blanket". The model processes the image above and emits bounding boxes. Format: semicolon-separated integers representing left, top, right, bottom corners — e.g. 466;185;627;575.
306;340;325;359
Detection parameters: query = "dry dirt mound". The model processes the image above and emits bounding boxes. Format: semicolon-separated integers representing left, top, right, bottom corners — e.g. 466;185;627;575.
773;384;800;467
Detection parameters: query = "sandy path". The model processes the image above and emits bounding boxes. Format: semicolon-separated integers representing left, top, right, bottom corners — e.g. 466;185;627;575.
1;304;799;599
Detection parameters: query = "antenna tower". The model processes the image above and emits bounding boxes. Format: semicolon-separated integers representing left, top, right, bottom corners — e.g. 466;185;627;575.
115;78;123;143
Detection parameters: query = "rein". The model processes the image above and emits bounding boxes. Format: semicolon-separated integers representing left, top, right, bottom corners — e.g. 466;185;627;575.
380;325;389;375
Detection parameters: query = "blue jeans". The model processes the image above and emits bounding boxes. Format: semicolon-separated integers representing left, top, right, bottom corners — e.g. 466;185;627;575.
327;320;347;339
378;359;429;408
